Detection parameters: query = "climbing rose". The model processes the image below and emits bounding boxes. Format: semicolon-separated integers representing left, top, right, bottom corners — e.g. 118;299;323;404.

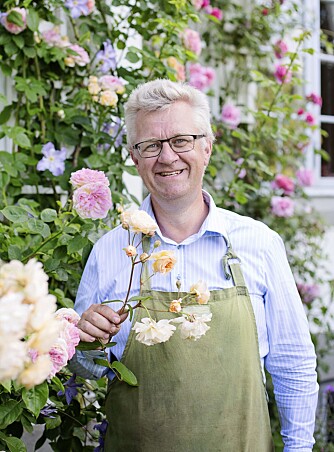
182;28;202;55
151;250;177;274
274;39;288;59
73;182;112;219
190;280;210;304
296;168;314;187
172;313;212;341
274;64;292;84
0;8;27;34
70;168;110;188
132;318;176;346
271;174;295;195
271;196;294;217
221;103;241;129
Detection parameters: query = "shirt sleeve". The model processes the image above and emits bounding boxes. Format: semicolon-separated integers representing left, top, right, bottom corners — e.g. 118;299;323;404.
70;246;111;380
263;232;319;451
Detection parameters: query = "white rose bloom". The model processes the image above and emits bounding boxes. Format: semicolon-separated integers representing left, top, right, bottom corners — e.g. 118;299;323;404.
172;313;212;341
27;294;57;332
0;338;27;381
127;210;158;235
17;354;53;389
132;317;176;346
0;259;49;301
27;319;60;354
190;280;210;305
0;292;31;338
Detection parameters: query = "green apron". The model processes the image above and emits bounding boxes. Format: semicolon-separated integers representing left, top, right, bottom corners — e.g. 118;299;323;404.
104;240;274;451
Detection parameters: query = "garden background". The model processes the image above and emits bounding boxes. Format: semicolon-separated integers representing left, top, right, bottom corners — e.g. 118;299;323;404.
0;0;334;450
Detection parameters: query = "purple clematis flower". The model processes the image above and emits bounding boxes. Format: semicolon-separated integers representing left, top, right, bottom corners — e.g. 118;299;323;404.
96;39;117;73
93;419;108;452
37;142;67;176
65;0;91;19
102;117;125;148
57;374;83;405
40;405;57;418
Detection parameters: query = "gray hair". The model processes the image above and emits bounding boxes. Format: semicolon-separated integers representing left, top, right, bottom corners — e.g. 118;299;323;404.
124;79;215;146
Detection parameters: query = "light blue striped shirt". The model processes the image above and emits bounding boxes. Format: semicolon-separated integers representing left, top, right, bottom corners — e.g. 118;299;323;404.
71;191;318;451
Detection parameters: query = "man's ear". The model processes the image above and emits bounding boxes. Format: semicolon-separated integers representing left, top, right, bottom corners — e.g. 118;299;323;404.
203;140;212;166
130;150;139;167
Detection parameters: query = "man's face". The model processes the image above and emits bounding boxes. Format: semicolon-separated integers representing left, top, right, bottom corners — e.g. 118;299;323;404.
130;101;212;205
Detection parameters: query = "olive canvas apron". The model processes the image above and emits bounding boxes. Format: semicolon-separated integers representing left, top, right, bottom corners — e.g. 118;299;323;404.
104;240;274;451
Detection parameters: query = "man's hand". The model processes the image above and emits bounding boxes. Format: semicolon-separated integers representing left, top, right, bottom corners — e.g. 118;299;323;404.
77;304;128;343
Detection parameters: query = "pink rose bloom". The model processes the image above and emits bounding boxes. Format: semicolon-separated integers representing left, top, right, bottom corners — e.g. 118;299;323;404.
87;0;95;13
274;64;292;84
0;8;27;34
192;0;204;9
297;108;304;116
204;5;223;20
271;174;295;195
296;168;314;187
274;39;288;59
188;63;215;91
60;321;80;360
306;92;322;107
201;0;210;7
48;339;69;378
182;28;202;56
271;196;294;217
305;112;316;125
55;308;80;326
67;44;90;67
70;168;110;188
221;103;241;129
99;75;125;94
73;182;112;219
297;282;320;304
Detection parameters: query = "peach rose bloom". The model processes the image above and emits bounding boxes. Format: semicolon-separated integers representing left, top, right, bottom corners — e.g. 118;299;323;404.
190;280;210;304
151;250;176;274
124;245;137;257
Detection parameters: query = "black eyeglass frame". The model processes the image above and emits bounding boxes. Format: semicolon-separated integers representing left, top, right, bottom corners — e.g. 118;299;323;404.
132;134;206;158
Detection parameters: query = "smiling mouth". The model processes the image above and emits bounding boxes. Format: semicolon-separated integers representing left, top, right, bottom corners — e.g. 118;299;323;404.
158;170;183;177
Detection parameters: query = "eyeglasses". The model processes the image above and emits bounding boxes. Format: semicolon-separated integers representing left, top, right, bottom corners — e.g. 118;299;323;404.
132;134;206;158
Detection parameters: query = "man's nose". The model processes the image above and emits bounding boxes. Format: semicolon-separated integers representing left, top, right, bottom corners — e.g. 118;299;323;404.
157;141;179;164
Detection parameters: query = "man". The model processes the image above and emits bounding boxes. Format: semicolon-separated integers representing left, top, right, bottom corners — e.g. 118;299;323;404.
72;79;318;451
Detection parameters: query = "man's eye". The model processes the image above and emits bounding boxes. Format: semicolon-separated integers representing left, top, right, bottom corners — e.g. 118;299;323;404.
144;143;159;151
173;138;188;146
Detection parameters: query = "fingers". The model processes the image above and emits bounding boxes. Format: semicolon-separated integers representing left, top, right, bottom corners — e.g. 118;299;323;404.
78;304;128;342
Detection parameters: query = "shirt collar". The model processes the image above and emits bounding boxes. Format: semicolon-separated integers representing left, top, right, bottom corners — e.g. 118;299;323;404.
140;190;229;244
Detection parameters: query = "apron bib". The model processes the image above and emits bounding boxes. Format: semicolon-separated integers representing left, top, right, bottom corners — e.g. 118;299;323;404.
104;240;274;451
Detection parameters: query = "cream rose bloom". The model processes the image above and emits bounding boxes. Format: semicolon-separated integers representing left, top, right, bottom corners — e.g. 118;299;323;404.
0;339;27;381
27;319;60;354
122;210;158;235
190;280;210;305
17;354;53;389
124;245;137;257
132;318;176;346
55;307;80;325
0;292;31;338
27;294;57;332
169;299;182;313
172;313;212;341
151;250;176;274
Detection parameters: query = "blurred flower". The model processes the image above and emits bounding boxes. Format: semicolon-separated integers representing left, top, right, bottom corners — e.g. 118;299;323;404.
55;308;80;325
99;75;125;94
17;354;53;389
65;0;95;19
96;39;117;73
99;90;118;107
65;44;90;67
306;92;322;107
140;253;149;263
188;63;215;91
297;282;320;304
236;158;246;179
181;28;202;56
274;64;292;84
124;245;137;257
37;142;66;176
262;8;269;15
41;27;70;48
221;103;241;129
296;167;314;187
94;420;108;452
273;39;288;59
305;112;316;126
297;108;304;116
190;280;210;305
204;5;223;20
271;196;294;217
72;182;112;219
132;318;176;346
0;292;30;338
326;385;334;393
48;339;68;378
167;57;186;82
102;118;125;148
40;405;57;418
0;7;27;34
120;209;157;235
0;339;28;381
192;0;204;9
271;174;295;195
57;374;83;405
151;250;177;274
172;313;212;341
70;168;110;189
169;299;182;313
57;109;65;119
